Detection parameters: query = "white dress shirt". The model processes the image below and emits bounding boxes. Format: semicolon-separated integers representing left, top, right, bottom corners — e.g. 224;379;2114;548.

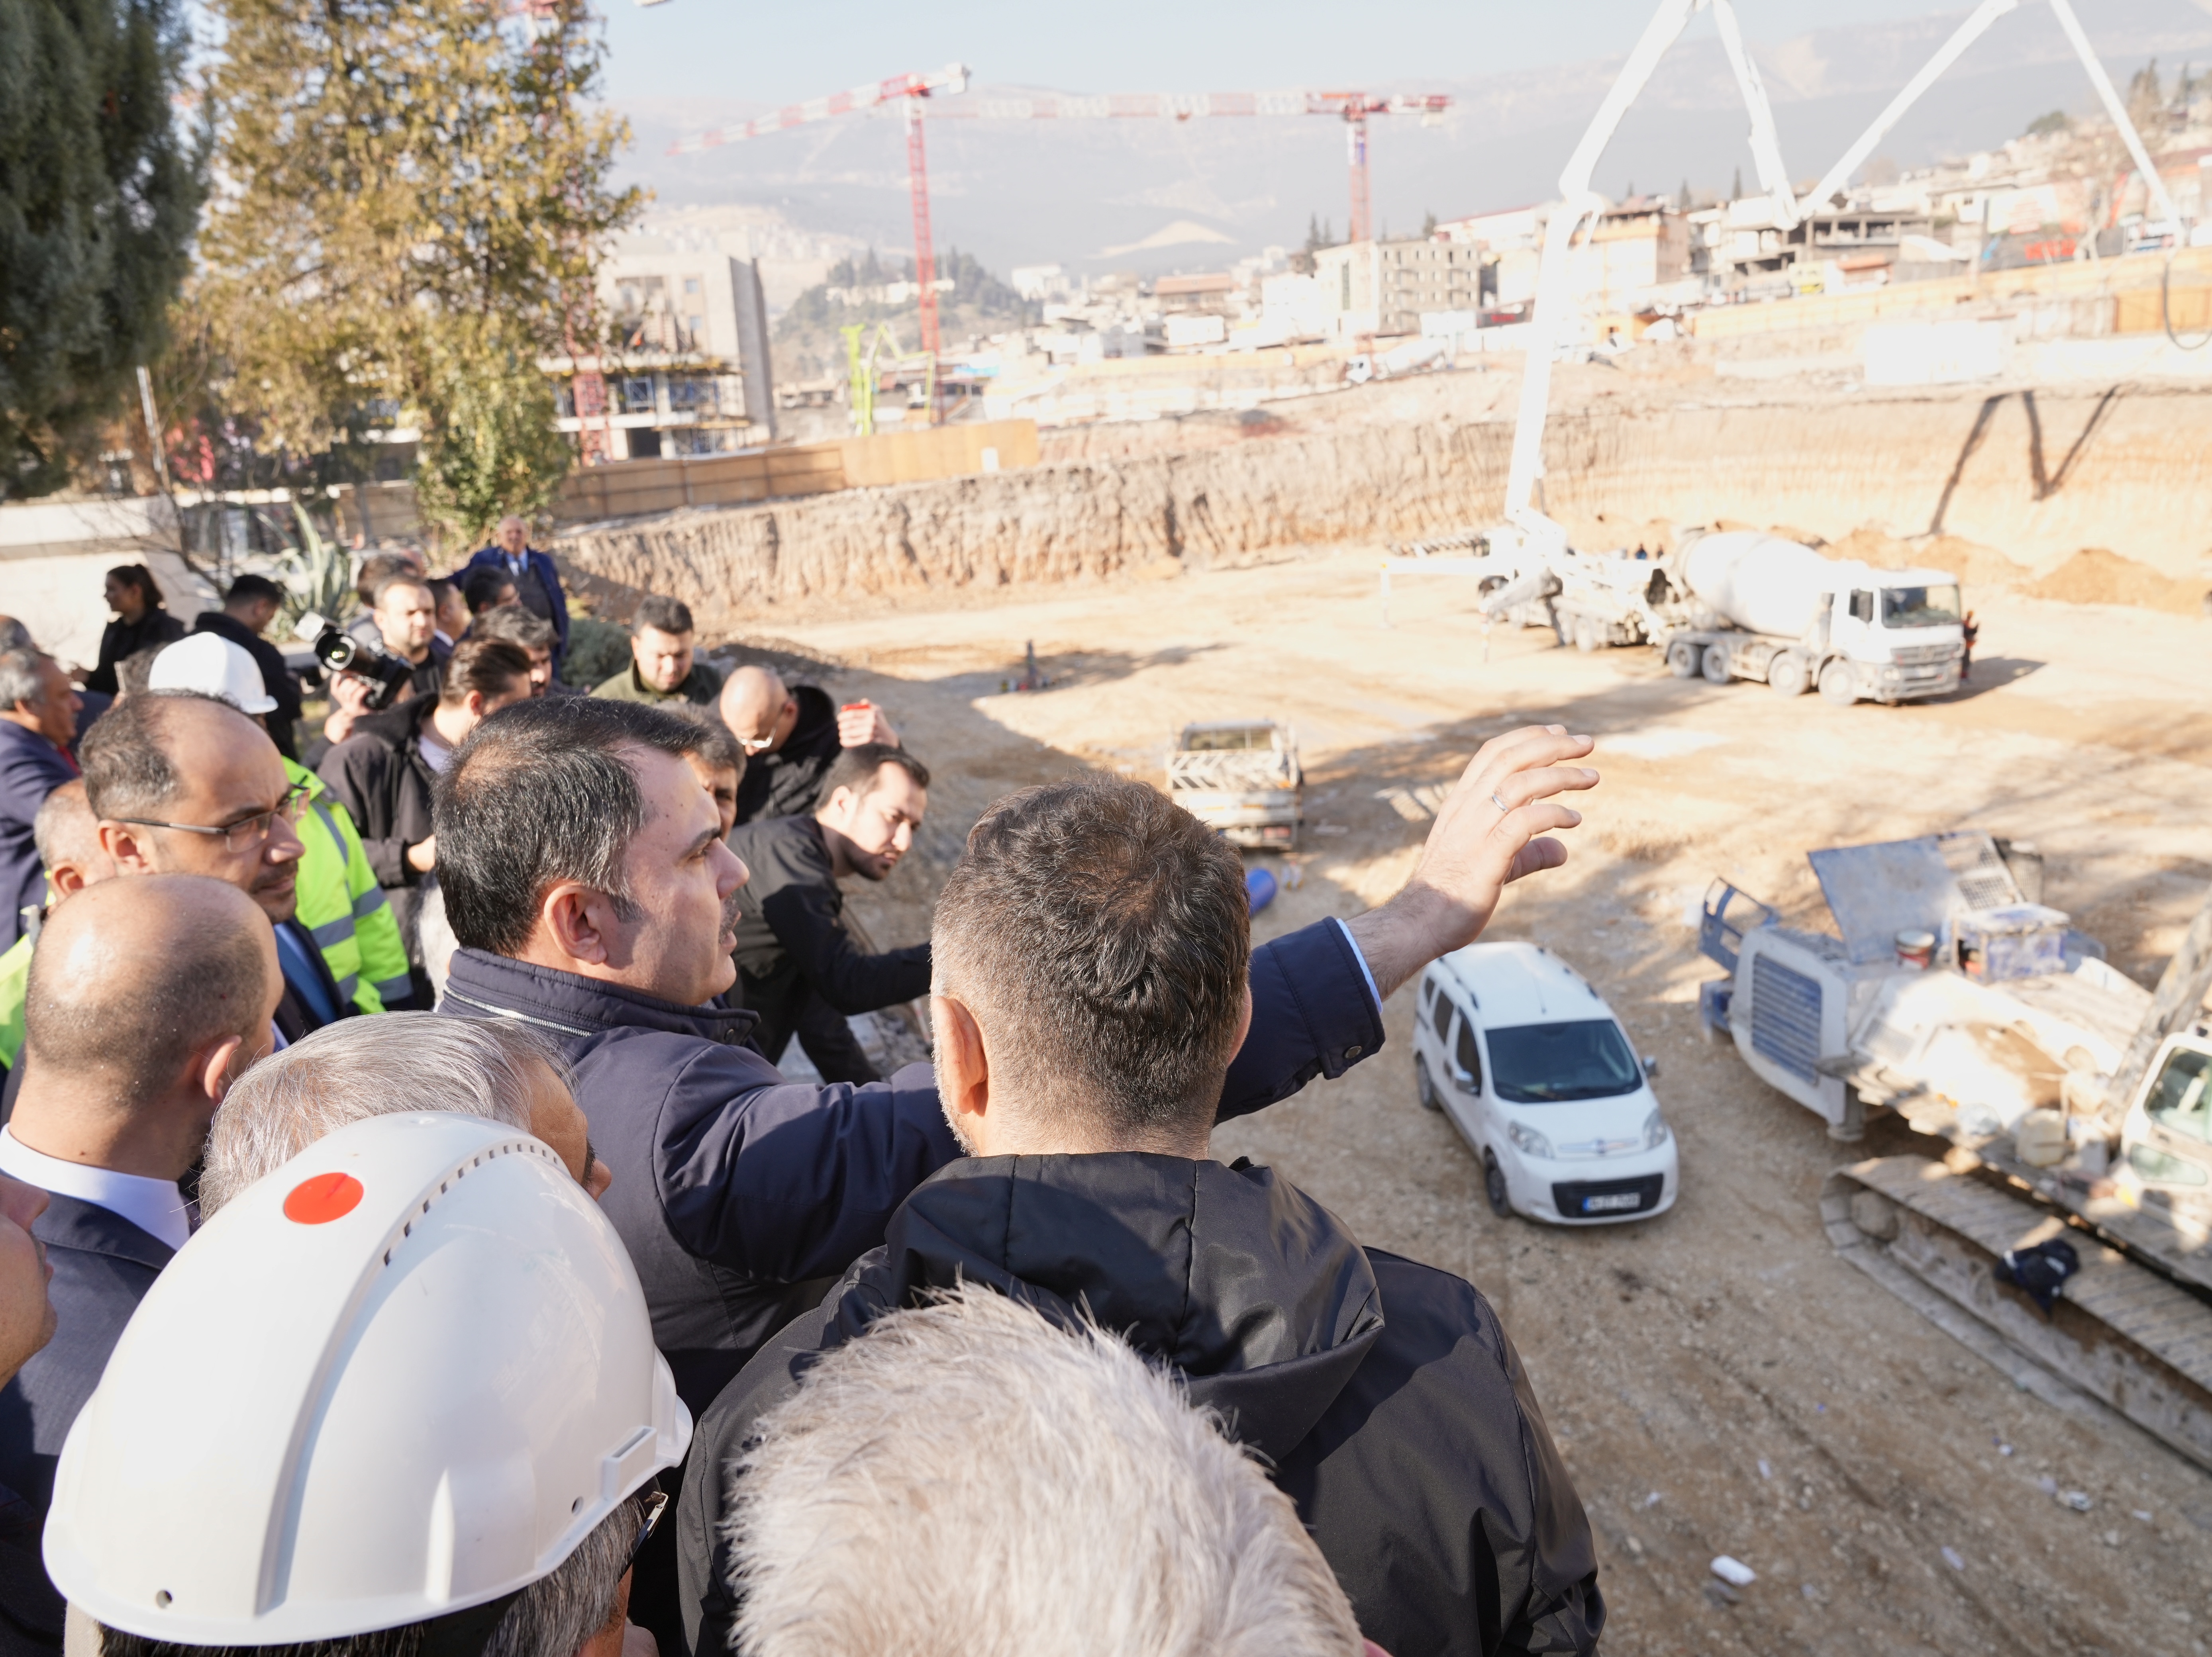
0;1126;192;1252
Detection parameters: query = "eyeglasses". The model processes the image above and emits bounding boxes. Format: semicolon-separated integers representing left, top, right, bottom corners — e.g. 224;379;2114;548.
735;733;775;754
118;781;312;854
624;1488;669;1574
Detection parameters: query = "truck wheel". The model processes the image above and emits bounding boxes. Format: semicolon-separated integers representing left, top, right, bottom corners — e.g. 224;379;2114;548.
1702;644;1732;685
1818;659;1859;706
1572;615;1600;653
1767;652;1808;697
1666;639;1700;678
1415;1056;1443;1113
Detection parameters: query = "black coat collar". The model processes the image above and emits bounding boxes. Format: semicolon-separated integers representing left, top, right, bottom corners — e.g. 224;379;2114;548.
441;948;757;1045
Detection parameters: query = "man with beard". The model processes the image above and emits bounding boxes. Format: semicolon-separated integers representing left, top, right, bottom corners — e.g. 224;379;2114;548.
725;746;930;1084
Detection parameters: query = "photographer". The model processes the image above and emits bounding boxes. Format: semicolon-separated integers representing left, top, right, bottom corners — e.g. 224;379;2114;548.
318;639;532;994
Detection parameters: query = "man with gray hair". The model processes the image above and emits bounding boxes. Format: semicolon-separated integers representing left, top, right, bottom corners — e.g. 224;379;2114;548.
729;1283;1371;1657
198;1012;610;1216
682;768;1605;1657
0;648;80;954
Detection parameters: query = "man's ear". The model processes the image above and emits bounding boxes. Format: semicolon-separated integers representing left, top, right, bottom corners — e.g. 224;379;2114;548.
463;690;487;720
541;882;612;968
197;1034;247;1104
1229;983;1253;1064
931;993;990;1146
98;821;155;874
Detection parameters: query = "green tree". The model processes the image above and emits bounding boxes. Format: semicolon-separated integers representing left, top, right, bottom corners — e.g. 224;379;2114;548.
194;0;640;544
0;0;203;499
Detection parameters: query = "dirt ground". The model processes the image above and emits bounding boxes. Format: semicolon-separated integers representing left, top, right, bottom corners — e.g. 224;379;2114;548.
729;551;2212;1657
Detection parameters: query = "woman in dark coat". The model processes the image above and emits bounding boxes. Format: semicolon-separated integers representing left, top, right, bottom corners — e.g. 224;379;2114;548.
82;565;184;695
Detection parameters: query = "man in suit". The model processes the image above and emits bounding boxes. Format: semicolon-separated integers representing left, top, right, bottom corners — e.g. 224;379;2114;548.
459;515;571;676
0;1167;57;1657
0;875;280;1510
0;650;80;956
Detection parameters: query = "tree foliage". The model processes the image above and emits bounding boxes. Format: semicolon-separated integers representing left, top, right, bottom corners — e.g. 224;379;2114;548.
0;0;203;500
194;0;640;542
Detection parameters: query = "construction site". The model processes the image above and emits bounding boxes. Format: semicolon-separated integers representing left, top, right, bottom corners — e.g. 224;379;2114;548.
526;9;2212;1653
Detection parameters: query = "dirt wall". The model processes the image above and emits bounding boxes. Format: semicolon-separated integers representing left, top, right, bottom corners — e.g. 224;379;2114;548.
553;382;2212;628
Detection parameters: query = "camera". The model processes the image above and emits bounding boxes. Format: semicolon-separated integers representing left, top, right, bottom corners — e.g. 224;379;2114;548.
294;612;417;711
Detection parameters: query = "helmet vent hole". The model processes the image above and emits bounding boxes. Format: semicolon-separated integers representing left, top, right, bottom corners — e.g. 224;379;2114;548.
155;1592;172;1609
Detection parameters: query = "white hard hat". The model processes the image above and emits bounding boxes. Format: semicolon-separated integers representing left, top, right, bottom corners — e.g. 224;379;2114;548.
149;631;278;715
44;1113;689;1647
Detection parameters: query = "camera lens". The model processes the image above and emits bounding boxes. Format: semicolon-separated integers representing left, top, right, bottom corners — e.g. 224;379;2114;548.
319;634;359;671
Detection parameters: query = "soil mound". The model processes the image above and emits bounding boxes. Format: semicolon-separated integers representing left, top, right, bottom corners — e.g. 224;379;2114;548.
1826;527;2029;589
2022;547;2207;615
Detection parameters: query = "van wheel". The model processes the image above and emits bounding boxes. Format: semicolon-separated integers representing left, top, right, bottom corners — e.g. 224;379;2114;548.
1767;652;1808;697
1702;644;1732;684
1818;659;1859;706
1415;1056;1443;1113
1666;639;1700;678
1483;1150;1514;1219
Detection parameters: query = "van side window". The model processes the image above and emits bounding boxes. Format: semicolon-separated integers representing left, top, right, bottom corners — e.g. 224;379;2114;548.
1455;1018;1483;1089
1848;590;1874;623
1432;995;1455;1042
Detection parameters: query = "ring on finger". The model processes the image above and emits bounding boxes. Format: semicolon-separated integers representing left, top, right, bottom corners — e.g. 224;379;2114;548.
1490;791;1511;813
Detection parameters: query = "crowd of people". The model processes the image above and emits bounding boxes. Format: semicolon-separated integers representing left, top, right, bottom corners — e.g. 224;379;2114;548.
0;523;1607;1657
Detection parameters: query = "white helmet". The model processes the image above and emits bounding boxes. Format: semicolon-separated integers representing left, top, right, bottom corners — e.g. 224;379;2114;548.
149;631;278;715
43;1113;689;1647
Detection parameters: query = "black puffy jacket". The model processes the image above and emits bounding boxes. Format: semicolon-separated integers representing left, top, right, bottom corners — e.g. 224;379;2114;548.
677;1153;1604;1657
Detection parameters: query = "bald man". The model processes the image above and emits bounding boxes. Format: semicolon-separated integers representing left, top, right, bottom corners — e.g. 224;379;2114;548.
0;781;116;1083
80;691;352;1043
0;875;280;1512
720;665;899;828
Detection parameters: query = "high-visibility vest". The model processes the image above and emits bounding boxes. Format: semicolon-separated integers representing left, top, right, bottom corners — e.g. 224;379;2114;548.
287;760;413;1013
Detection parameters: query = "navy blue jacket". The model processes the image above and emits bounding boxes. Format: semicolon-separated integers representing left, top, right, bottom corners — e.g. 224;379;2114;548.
456;546;570;659
0;1193;173;1511
437;918;1383;1415
0;722;75;955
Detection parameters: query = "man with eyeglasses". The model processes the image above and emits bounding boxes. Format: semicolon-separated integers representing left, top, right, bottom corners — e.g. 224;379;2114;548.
78;691;348;1044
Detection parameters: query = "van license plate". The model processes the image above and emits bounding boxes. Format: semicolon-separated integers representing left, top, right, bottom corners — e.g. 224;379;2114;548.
1584;1193;1641;1213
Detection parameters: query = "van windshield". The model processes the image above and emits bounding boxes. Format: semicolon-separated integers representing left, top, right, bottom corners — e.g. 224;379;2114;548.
1485;1019;1642;1103
2146;1048;2212;1143
1882;584;1962;628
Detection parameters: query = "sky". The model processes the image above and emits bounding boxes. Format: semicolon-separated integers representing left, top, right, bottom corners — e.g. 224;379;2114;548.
595;0;1958;108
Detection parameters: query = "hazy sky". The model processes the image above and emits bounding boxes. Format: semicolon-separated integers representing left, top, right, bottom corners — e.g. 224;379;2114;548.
597;0;1957;107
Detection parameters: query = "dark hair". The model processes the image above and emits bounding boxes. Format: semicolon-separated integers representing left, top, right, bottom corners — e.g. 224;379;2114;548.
439;639;533;708
469;603;556;652
116;644;167;700
633;595;694;637
427;576;457;608
663;703;745;776
224;574;284;608
436;697;701;954
354;552;417;607
24;876;272;1102
80;690;251;819
371;572;432;610
933;775;1250;1138
106;564;166;611
816;743;929;811
463;566;520;615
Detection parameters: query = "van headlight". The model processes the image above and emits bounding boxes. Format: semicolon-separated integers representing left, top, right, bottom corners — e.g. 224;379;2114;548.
1643;1107;1671;1149
1506;1120;1555;1160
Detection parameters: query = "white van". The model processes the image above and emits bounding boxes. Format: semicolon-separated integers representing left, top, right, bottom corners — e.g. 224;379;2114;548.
1413;941;1677;1224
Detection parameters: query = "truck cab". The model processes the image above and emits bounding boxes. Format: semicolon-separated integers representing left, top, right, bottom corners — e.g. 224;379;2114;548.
1823;566;1965;706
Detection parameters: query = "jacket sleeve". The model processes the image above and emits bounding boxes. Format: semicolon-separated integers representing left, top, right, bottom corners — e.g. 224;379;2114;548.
1219;919;1387;1123
655;1052;961;1287
1496;1317;1605;1655
316;741;414;889
326;795;414;1011
757;884;931;1015
536;551;571;652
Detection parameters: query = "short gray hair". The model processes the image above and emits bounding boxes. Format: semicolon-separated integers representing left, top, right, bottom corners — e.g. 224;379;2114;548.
0;618;31;653
727;1285;1363;1657
200;1014;564;1216
0;647;49;714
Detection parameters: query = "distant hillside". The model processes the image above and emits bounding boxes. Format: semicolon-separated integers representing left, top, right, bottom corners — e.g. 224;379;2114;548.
773;249;1036;383
621;0;2212;276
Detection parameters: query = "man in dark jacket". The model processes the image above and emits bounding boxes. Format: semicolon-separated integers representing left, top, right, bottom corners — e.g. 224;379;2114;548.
0;652;78;955
0;1168;59;1657
191;574;303;760
0;876;279;1514
677;769;1605;1657
727;744;930;1082
459;515;571;671
318;639;531;987
719;665;897;826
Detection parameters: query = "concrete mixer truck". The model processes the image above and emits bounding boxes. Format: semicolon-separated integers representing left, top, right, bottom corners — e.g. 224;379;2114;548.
1546;529;1967;707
